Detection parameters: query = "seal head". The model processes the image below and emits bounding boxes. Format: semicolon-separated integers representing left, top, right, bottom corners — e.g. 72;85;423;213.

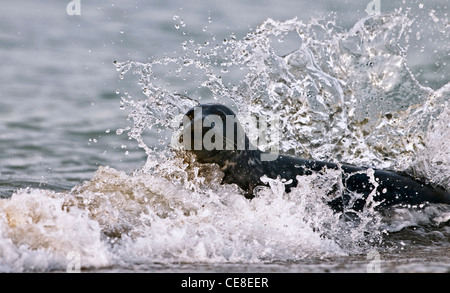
180;103;253;165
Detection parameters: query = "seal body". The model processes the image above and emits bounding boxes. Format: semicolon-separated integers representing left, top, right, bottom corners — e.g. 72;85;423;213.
220;149;450;212
180;103;450;212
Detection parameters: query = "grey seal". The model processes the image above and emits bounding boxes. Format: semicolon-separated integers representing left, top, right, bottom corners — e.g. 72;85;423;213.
180;103;450;212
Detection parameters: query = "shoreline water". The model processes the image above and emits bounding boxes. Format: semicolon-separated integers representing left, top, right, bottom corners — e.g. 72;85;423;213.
1;1;449;273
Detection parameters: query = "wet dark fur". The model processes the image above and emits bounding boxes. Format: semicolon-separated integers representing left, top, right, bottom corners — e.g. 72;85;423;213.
181;103;450;212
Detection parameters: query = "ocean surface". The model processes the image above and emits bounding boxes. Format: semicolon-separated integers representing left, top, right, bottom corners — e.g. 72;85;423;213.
0;0;449;273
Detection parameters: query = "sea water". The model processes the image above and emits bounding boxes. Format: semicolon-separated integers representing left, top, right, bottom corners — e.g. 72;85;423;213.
0;0;449;272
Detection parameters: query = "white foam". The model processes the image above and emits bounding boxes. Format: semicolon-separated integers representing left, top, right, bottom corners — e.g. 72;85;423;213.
2;12;449;272
0;188;110;272
1;165;365;271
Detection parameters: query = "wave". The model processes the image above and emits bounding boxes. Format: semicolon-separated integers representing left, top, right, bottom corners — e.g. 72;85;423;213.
1;12;449;272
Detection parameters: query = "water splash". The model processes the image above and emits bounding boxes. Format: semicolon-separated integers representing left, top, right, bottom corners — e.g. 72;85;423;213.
110;11;450;255
110;11;449;254
1;11;449;272
114;13;447;173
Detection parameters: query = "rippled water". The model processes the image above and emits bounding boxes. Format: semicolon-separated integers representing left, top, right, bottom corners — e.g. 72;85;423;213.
0;0;449;273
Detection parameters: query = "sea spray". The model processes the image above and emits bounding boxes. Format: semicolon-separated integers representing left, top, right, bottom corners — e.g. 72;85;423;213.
0;12;449;272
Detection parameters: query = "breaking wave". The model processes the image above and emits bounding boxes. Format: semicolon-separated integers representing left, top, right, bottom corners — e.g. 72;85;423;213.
1;12;449;272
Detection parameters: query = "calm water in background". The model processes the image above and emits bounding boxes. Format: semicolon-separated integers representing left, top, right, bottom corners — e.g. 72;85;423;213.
0;0;449;273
